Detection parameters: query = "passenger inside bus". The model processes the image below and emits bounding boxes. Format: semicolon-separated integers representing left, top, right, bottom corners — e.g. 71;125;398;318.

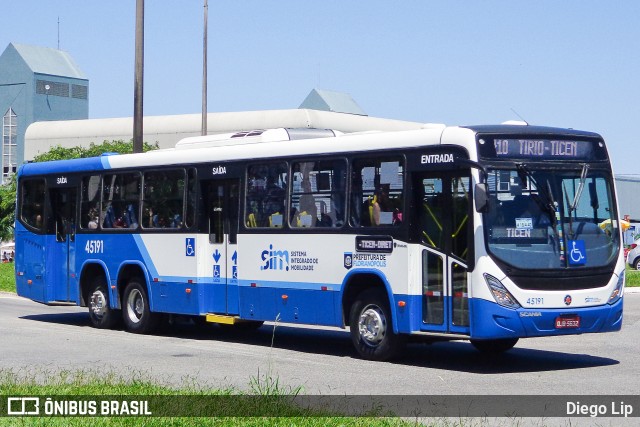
372;184;394;226
317;201;333;227
103;205;116;228
264;182;285;228
295;178;317;227
123;203;138;228
34;214;43;229
87;208;99;229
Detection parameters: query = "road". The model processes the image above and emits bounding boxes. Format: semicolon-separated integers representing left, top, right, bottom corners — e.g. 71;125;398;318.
1;292;638;396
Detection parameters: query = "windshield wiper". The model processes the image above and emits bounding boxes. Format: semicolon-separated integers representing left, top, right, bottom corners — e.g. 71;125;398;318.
516;163;556;224
563;163;589;238
570;163;589;213
516;163;565;262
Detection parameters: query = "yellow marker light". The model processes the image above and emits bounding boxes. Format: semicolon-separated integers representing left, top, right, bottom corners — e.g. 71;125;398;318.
398;301;406;307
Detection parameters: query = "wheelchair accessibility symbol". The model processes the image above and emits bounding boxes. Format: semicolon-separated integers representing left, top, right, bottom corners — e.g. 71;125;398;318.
185;238;195;256
568;240;586;265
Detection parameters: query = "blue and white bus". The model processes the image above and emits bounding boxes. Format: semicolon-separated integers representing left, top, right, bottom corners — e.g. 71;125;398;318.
15;124;625;360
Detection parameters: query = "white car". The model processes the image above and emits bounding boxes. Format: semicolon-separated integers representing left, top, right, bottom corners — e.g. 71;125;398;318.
627;238;640;269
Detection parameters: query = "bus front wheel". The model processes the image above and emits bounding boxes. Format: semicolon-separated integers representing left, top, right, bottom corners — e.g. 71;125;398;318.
470;338;519;354
349;288;406;361
122;279;160;334
87;277;120;329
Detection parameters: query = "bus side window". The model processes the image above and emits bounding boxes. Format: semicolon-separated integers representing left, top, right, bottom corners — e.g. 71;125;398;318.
246;162;287;228
80;175;101;229
102;172;140;229
184;168;197;229
289;159;346;228
19;179;46;232
351;158;404;227
142;169;185;229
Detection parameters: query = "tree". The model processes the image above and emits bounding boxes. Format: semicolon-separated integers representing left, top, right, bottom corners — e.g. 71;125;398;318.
0;139;159;241
0;176;16;242
33;139;158;162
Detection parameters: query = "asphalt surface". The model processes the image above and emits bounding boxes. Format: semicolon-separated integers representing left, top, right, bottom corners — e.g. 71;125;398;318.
1;290;638;398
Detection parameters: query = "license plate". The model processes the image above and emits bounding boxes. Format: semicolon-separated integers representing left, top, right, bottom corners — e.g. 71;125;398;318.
555;316;580;329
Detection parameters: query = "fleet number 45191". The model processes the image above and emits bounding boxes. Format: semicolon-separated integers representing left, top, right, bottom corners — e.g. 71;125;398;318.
85;240;104;254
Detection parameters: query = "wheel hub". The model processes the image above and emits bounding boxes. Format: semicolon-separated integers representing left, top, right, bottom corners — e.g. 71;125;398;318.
127;289;144;323
90;290;107;319
358;305;387;346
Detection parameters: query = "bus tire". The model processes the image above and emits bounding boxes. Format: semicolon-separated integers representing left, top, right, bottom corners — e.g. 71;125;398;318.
122;279;160;334
349;288;406;361
470;338;519;354
87;276;119;329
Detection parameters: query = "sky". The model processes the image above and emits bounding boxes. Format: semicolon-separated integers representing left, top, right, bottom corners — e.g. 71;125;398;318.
1;1;639;173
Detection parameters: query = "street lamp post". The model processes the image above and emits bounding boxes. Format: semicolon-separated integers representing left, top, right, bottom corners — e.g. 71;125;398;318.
133;0;144;153
201;0;208;136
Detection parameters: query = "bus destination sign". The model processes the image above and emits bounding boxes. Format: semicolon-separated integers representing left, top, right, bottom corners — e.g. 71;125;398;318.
491;139;594;160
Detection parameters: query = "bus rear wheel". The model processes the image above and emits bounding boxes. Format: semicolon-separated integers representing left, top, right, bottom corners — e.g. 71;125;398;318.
122;279;160;334
87;276;119;329
349;288;406;361
470;338;519;354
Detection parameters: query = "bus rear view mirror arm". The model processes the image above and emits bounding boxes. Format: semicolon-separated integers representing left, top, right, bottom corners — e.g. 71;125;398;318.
453;158;489;213
474;183;489;213
454;158;488;182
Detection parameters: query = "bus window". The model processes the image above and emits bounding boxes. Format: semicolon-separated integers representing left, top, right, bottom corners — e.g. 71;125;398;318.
451;176;470;260
246;162;288;228
102;172;140;229
350;158;404;227
289;159;346;228
184;168;197;229
418;178;444;249
80;175;101;229
20;179;45;231
142;169;185;229
422;250;444;325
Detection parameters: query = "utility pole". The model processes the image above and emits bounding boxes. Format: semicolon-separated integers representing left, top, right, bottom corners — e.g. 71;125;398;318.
133;0;144;153
201;0;208;136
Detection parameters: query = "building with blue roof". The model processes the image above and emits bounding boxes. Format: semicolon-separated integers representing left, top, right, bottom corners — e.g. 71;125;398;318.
0;43;88;183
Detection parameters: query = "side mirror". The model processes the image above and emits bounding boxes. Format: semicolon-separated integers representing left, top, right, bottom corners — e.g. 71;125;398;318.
475;183;489;213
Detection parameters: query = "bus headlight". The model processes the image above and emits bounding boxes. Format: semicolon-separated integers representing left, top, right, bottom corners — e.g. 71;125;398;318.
608;271;625;305
484;274;521;309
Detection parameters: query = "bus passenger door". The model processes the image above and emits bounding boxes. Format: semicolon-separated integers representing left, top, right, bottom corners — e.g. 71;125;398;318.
203;179;240;315
415;172;471;335
48;186;78;302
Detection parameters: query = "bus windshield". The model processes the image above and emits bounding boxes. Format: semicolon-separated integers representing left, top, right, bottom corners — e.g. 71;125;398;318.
484;165;619;270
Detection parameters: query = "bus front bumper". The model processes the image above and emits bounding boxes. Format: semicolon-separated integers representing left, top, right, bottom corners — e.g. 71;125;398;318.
469;297;624;340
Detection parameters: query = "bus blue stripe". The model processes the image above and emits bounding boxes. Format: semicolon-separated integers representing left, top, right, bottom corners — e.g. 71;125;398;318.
100;155;113;169
132;235;160;279
19;157;107;176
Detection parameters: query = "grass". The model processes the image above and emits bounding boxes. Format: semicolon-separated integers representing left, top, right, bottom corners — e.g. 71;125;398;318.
0;261;13;293
0;369;419;427
625;264;640;287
